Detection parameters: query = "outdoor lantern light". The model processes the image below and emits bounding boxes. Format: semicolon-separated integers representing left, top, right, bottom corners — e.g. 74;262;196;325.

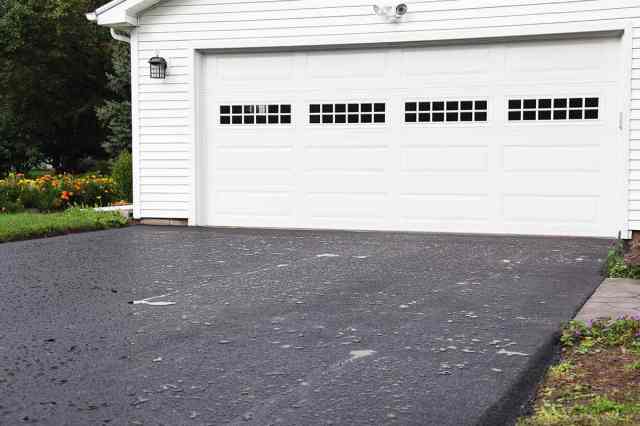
149;56;167;79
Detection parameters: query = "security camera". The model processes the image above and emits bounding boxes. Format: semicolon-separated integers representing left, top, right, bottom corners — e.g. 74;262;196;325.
373;3;408;22
395;3;408;17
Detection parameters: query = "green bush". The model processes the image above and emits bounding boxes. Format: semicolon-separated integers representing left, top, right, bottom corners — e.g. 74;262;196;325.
111;150;132;203
561;318;640;350
605;242;640;279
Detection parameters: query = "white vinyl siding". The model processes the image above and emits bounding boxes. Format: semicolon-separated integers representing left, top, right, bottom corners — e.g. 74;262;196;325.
131;0;640;233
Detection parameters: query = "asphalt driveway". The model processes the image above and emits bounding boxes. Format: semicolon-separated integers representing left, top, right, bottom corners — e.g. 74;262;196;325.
0;226;611;425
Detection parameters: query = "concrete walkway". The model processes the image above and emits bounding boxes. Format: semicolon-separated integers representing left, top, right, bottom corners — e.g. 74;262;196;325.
575;278;640;321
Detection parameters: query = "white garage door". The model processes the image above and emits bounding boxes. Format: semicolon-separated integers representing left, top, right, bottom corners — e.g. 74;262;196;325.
198;37;625;237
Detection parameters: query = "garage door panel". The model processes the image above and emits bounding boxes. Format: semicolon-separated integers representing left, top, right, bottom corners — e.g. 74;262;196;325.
503;146;601;172
305;50;388;79
504;38;620;81
402;146;489;172
501;174;604;196
302;147;389;172
401;45;492;76
399;194;491;221
502;195;599;224
398;174;491;195
211;171;294;190
213;54;294;81
306;193;389;220
213;147;294;171
213;191;293;218
303;173;389;193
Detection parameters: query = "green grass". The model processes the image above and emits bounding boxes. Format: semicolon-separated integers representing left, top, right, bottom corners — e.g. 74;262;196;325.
0;208;129;243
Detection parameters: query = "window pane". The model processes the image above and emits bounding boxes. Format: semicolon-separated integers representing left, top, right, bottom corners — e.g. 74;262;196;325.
508;111;521;121
460;101;473;111
508;100;521;110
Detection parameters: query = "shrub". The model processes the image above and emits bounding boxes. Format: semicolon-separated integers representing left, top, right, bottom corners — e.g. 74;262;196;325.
0;173;122;213
561;317;640;350
111;150;132;203
605;242;640;279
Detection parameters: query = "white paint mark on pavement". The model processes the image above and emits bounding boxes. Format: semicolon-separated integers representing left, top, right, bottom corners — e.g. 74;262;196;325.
131;294;176;306
497;349;529;357
349;350;376;361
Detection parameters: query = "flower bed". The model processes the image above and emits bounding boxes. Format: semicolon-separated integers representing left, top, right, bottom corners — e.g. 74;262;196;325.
0;173;124;213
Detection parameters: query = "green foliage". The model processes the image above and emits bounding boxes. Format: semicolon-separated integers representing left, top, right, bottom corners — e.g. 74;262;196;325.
561;318;640;351
111;151;132;202
625;361;640;372
0;208;128;243
96;42;131;156
605;242;640;279
0;0;115;174
0;173;119;213
548;361;575;380
519;400;640;426
573;398;640;417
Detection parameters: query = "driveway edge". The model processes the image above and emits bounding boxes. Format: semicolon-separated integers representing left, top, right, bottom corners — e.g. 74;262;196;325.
475;328;560;426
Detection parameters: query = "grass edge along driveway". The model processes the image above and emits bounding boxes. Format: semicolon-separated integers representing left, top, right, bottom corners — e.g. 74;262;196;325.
0;208;128;243
518;317;640;426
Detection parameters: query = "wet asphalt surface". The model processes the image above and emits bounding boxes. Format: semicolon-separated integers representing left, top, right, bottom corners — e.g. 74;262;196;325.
0;226;611;425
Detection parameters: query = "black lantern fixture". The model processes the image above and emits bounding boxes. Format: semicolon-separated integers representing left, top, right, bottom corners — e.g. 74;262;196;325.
148;55;167;79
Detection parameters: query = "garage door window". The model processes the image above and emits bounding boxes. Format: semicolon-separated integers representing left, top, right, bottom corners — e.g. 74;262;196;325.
405;100;487;123
220;104;292;125
508;97;599;121
309;103;386;124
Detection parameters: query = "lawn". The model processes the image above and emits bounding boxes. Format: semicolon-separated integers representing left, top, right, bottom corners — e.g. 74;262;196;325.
0;208;128;243
518;318;640;426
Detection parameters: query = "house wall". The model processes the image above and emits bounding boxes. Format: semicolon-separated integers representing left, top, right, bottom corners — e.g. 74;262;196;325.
130;0;640;234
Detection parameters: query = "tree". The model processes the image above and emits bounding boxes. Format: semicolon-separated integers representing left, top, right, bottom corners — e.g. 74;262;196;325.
96;41;131;156
0;0;112;173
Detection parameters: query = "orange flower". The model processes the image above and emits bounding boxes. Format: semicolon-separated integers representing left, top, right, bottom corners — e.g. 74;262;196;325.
60;191;71;201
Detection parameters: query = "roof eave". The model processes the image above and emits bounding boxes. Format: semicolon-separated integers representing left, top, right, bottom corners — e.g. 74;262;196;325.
87;0;161;28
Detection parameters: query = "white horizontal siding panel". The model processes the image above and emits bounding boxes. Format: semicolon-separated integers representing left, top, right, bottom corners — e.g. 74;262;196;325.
140;184;190;194
139;117;189;127
139;108;189;118
139;100;190;110
140;192;191;202
139;176;191;185
139;168;191;177
139;150;190;159
139;143;190;153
